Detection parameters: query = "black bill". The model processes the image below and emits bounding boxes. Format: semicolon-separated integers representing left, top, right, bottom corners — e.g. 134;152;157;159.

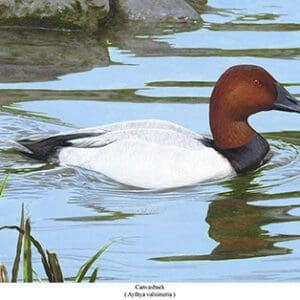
274;82;300;113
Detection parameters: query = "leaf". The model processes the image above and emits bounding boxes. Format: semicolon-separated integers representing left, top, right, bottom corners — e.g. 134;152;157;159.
47;251;64;282
74;242;112;283
32;270;42;283
0;174;8;199
23;219;33;282
0;265;9;283
11;203;25;282
0;225;53;282
89;268;98;283
0;225;113;283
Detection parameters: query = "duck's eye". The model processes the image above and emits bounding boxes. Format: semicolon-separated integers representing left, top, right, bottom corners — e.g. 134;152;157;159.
253;79;262;87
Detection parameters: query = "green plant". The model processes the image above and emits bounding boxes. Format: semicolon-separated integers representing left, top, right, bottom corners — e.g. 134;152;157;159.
0;204;112;282
0;174;8;199
0;176;112;283
0;265;9;282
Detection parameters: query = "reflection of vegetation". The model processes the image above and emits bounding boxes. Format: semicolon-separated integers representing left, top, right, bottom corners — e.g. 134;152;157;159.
0;85;297;108
185;0;208;13
235;13;279;22
0;161;56;175
147;81;215;88
208;22;300;32
1;104;75;128
130;47;300;59
264;131;300;146
53;196;147;222
0;88;210;106
0;16;203;84
54;210;139;222
152;173;300;262
0;28;110;83
0;85;295;107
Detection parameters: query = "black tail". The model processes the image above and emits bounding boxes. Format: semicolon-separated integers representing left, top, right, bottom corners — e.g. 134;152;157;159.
17;132;99;161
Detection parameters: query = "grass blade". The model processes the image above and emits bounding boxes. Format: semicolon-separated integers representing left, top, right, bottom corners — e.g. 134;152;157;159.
0;224;112;283
0;225;53;282
0;265;9;283
89;268;99;283
74;242;112;283
0;174;8;199
23;219;33;282
32;270;42;283
11;203;25;282
47;251;64;282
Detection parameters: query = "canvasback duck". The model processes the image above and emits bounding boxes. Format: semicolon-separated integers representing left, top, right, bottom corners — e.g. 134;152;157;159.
14;65;300;189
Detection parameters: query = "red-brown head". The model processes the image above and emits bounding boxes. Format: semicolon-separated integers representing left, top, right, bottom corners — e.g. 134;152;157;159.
209;65;300;149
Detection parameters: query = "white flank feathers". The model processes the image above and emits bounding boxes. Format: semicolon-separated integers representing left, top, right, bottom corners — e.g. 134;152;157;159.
56;119;235;189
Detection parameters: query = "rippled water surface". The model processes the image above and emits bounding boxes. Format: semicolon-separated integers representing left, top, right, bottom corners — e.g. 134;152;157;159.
0;0;300;282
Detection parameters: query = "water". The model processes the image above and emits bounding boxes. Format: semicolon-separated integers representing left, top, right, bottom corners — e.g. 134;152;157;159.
0;0;300;282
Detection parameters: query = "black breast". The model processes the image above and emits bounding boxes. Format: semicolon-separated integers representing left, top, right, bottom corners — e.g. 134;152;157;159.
202;135;270;173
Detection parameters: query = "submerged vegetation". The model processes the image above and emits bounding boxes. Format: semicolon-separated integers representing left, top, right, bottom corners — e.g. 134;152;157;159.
0;177;112;283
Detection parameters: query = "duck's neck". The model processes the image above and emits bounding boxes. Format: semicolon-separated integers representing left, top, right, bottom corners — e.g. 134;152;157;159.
209;118;270;173
210;117;257;149
217;134;270;173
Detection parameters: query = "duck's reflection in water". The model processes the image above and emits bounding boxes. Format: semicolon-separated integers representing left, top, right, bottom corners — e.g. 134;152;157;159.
151;174;300;262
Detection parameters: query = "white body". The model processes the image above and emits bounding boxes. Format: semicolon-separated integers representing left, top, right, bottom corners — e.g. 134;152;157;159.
56;119;235;189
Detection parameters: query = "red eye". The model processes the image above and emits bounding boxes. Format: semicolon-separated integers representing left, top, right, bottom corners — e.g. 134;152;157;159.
253;79;261;87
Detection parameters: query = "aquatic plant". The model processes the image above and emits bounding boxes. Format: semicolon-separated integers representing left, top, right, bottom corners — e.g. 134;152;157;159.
0;176;112;283
0;174;8;199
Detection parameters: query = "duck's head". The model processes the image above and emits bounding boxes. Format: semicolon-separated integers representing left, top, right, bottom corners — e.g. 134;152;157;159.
210;64;300;150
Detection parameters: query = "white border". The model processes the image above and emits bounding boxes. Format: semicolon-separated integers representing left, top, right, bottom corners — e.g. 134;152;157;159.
0;283;299;300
